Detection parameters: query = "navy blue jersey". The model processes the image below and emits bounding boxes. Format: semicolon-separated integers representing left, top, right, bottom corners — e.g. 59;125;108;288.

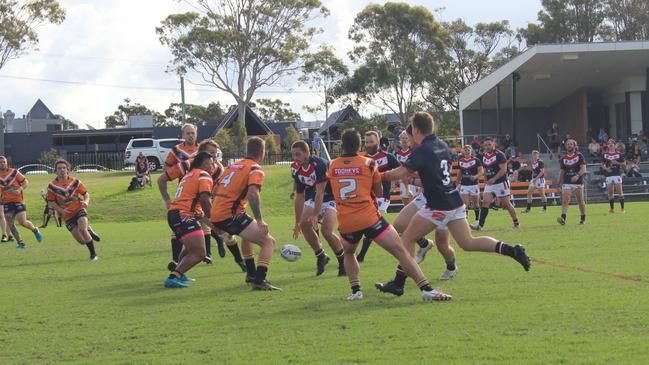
404;134;463;210
531;159;545;179
560;152;586;184
364;150;400;200
480;150;507;184
602;152;624;176
458;156;481;186
291;156;334;202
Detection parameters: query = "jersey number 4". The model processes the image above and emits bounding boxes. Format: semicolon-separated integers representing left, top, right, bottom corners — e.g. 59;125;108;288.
220;171;236;188
339;178;357;200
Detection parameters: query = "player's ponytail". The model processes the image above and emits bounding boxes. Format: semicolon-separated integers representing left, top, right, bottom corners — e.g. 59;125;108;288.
190;151;213;171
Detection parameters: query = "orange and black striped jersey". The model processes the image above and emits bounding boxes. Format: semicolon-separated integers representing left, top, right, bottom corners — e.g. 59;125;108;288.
0;168;26;204
46;176;88;221
165;143;199;167
169;168;213;218
211;158;265;222
165;160;224;182
328;154;382;233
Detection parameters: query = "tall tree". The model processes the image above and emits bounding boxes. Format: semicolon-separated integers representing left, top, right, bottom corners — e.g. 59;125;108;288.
604;0;649;41
164;101;225;126
341;2;446;124
0;0;65;70
299;44;348;120
252;98;301;122
157;0;327;152
104;98;166;128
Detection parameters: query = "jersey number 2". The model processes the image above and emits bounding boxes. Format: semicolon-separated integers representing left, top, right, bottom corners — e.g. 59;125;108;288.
339;178;357;200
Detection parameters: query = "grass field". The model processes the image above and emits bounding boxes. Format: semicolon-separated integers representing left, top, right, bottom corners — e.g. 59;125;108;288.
1;168;648;364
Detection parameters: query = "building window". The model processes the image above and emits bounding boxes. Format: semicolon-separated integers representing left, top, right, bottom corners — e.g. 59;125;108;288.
47;124;62;131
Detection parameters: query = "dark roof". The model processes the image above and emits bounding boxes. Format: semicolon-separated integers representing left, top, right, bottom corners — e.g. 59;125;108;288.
267;121;297;141
213;105;273;136
28;99;55;119
318;105;360;133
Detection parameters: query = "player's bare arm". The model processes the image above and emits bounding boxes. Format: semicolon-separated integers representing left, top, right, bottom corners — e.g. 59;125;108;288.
157;173;172;208
293;191;304;239
198;192;212;220
81;192;90;209
382;165;414;182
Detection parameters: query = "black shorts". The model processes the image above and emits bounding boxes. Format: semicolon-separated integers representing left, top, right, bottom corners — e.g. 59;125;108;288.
340;217;391;245
212;213;254;236
3;202;26;215
168;210;203;240
65;210;88;231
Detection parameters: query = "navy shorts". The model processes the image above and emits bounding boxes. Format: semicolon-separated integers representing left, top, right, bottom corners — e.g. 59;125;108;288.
340;217;391;245
212;213;254;236
3;202;26;215
168;210;203;240
65;210;88;231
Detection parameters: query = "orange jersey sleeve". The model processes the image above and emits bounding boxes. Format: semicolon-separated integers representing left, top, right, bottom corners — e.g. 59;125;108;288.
165;161;189;181
211;159;263;222
329;156;381;233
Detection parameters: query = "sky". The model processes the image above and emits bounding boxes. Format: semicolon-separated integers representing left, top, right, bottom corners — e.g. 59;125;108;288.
0;0;542;129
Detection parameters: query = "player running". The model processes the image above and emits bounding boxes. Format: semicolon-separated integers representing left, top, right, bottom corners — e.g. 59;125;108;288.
328;129;451;301
290;141;345;276
211;137;280;291
522;150;548;213
355;131;400;262
376;112;530;297
457;145;483;226
601;140;626;213
395;131;419;206
164;152;215;288
0;156;43;248
46;160;102;260
557;139;587;225
471;138;520;231
158;139;245;271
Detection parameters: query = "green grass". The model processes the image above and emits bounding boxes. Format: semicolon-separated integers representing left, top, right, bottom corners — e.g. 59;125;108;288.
2;169;649;364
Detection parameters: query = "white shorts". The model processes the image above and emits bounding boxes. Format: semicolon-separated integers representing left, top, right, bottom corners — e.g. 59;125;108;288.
417;205;466;230
483;181;511;198
561;184;583;192
459;185;480;197
412;193;427;209
304;199;337;216
530;178;546;190
605;176;622;185
376;197;390;214
399;183;419;198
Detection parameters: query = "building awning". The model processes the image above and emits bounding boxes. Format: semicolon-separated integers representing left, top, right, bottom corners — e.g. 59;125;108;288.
52;128;153;138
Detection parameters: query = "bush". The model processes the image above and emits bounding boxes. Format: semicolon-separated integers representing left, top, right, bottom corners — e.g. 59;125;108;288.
284;125;301;151
38;148;63;167
214;129;237;157
265;134;278;155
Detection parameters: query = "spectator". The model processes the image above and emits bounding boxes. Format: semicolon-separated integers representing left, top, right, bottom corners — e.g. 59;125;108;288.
597;127;608;142
392;122;404;139
135;161;151;187
470;135;481;155
626;142;642;178
136;152;147;167
587;137;601;162
502;134;514;150
546;122;560;159
637;131;648;161
312;132;322;157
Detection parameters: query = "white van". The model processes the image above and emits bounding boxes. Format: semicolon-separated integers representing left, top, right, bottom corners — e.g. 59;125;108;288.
124;138;182;171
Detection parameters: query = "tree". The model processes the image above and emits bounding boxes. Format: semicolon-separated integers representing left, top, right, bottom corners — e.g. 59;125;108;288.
341;2;446;124
265;134;278;156
38;148;62;166
104;98;166;128
0;0;65;70
339;115;389;137
164;101;225;126
604;0;649;41
157;0;328;153
54;114;78;130
253;98;301;122
214;128;237;157
283;125;301;151
299;44;348;119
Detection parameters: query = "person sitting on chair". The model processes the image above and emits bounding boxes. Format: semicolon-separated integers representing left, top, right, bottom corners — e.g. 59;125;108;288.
135;161;151;187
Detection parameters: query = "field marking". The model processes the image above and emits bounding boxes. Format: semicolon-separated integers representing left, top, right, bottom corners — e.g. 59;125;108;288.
534;258;649;284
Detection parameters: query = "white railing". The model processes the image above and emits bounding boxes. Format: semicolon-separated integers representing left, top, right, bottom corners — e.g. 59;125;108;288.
536;133;552;155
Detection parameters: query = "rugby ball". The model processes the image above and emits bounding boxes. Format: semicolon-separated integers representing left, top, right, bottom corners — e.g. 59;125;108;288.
280;244;302;262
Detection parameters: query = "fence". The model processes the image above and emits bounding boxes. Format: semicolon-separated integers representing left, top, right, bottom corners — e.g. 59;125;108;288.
67;151;126;170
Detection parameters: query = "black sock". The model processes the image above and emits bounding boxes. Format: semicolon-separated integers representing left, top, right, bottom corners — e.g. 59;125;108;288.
513;218;519;226
314;248;325;258
474;209;480;220
580;214;586;222
254;266;268;284
357;238;372;260
44;215;51;226
171;238;182;262
334;249;344;263
542;202;547;210
494;241;515;257
561;213;566;220
416;237;429;249
204;234;211;257
419;282;434;292
478;207;489;227
526;202;531;210
351;285;361;294
227;243;243;262
620;198;625;209
86;240;97;258
609;199;614;209
244;257;256;275
394;265;407;287
446;261;456;271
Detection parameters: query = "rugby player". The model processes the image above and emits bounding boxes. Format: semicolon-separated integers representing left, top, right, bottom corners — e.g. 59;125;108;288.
457;145;483;226
523;150;548;213
601;140;626;213
471;138;520;231
158;139;245;271
47;160;102;260
557;139;587;225
290;141;345;276
355;131;400;262
0;194;15;242
395;131;419;206
164;123;199;169
0;156;42;248
211;137;280;291
164;152;215;288
376;112;530;297
328;129;451;301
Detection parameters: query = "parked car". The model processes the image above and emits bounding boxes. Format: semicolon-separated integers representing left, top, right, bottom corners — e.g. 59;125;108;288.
124;138;182;171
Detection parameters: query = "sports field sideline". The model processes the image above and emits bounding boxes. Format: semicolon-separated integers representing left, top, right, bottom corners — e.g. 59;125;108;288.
1;168;648;364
